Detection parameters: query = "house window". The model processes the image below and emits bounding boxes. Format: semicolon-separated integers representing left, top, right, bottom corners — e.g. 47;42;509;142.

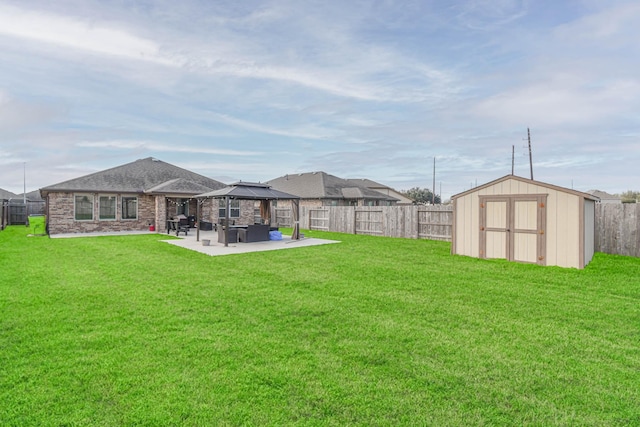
75;195;94;221
99;195;116;220
177;198;189;216
218;199;240;218
122;197;138;220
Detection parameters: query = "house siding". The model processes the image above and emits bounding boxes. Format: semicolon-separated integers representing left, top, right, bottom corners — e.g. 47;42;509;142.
47;192;155;234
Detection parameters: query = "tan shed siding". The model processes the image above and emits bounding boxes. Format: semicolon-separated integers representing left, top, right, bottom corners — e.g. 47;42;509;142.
453;195;466;254
545;189;558;265
456;195;478;256
548;191;581;268
583;200;595;266
460;192;478;257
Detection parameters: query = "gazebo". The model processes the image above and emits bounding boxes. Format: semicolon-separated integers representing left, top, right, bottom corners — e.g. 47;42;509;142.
195;182;301;246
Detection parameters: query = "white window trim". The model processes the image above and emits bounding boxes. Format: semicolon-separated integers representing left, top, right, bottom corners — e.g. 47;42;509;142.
99;194;117;221
218;199;240;218
121;196;138;221
74;194;94;221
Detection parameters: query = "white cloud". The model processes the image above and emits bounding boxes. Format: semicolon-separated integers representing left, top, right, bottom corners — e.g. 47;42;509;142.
76;141;261;156
0;4;170;64
455;0;528;30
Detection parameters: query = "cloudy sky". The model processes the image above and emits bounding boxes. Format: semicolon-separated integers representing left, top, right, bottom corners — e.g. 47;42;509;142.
1;0;638;199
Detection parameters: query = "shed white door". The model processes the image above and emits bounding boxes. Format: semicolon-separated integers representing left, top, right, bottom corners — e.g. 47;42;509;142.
480;195;547;265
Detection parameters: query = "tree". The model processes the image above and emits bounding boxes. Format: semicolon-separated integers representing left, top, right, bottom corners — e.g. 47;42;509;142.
617;190;640;203
401;187;441;204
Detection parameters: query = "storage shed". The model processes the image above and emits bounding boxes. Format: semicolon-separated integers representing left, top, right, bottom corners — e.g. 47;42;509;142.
451;175;598;269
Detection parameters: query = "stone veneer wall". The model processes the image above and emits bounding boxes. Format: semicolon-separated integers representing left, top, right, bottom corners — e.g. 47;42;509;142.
47;192;156;235
198;199;255;225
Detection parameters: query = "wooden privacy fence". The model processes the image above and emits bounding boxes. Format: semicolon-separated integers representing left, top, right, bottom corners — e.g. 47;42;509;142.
1;201;46;229
595;203;640;257
299;205;453;241
281;203;640;258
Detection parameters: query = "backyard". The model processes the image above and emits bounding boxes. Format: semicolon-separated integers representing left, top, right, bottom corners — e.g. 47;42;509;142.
1;226;639;426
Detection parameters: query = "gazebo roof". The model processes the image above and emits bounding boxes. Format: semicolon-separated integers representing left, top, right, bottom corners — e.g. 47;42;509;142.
195;182;299;200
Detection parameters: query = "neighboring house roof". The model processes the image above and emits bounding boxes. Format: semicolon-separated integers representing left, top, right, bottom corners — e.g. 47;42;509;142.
586;190;621;203
0;188;17;200
14;190;45;202
196;182;299;200
266;172;398;201
40;157;226;196
346;178;414;204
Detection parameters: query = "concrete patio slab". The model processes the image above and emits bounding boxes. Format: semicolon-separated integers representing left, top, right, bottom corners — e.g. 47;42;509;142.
161;230;340;256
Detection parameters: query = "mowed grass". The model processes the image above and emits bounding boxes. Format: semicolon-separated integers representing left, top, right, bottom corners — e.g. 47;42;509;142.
1;226;639;426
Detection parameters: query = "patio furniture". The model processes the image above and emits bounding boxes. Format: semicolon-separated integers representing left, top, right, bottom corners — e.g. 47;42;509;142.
199;221;214;231
167;218;189;236
218;226;239;243
237;224;270;243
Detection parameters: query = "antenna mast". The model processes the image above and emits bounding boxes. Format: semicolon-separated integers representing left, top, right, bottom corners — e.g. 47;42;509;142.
527;128;534;180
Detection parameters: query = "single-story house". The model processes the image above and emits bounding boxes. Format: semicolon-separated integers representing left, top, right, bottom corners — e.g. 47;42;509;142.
266;171;399;209
587;190;622;204
40;157;228;235
346;178;414;205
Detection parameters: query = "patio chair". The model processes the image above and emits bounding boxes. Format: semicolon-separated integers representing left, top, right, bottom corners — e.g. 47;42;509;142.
176;217;189;236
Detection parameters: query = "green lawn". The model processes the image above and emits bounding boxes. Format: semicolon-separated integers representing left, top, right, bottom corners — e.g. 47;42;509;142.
1;225;639;426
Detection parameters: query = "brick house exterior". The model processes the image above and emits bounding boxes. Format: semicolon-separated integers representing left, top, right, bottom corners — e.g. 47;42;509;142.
40;158;227;236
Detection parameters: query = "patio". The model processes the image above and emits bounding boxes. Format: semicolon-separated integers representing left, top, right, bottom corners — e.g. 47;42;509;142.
161;229;340;257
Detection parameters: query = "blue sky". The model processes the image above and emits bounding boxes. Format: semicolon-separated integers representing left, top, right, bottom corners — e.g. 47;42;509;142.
1;0;638;200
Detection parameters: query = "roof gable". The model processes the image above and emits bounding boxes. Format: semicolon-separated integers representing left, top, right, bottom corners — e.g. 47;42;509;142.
451;175;599;201
40;158;226;195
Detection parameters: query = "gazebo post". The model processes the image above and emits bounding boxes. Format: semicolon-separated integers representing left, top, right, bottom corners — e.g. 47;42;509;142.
196;199;200;242
292;199;300;240
224;196;230;247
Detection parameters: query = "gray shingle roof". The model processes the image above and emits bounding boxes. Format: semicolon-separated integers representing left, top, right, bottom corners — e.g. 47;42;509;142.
266;172;397;201
587;190;619;202
0;188;18;200
40;157;226;196
196;182;299;200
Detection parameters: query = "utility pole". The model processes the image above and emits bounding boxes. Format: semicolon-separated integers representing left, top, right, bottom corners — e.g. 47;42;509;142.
527;128;534;180
432;157;436;205
23;162;26;205
511;145;515;175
